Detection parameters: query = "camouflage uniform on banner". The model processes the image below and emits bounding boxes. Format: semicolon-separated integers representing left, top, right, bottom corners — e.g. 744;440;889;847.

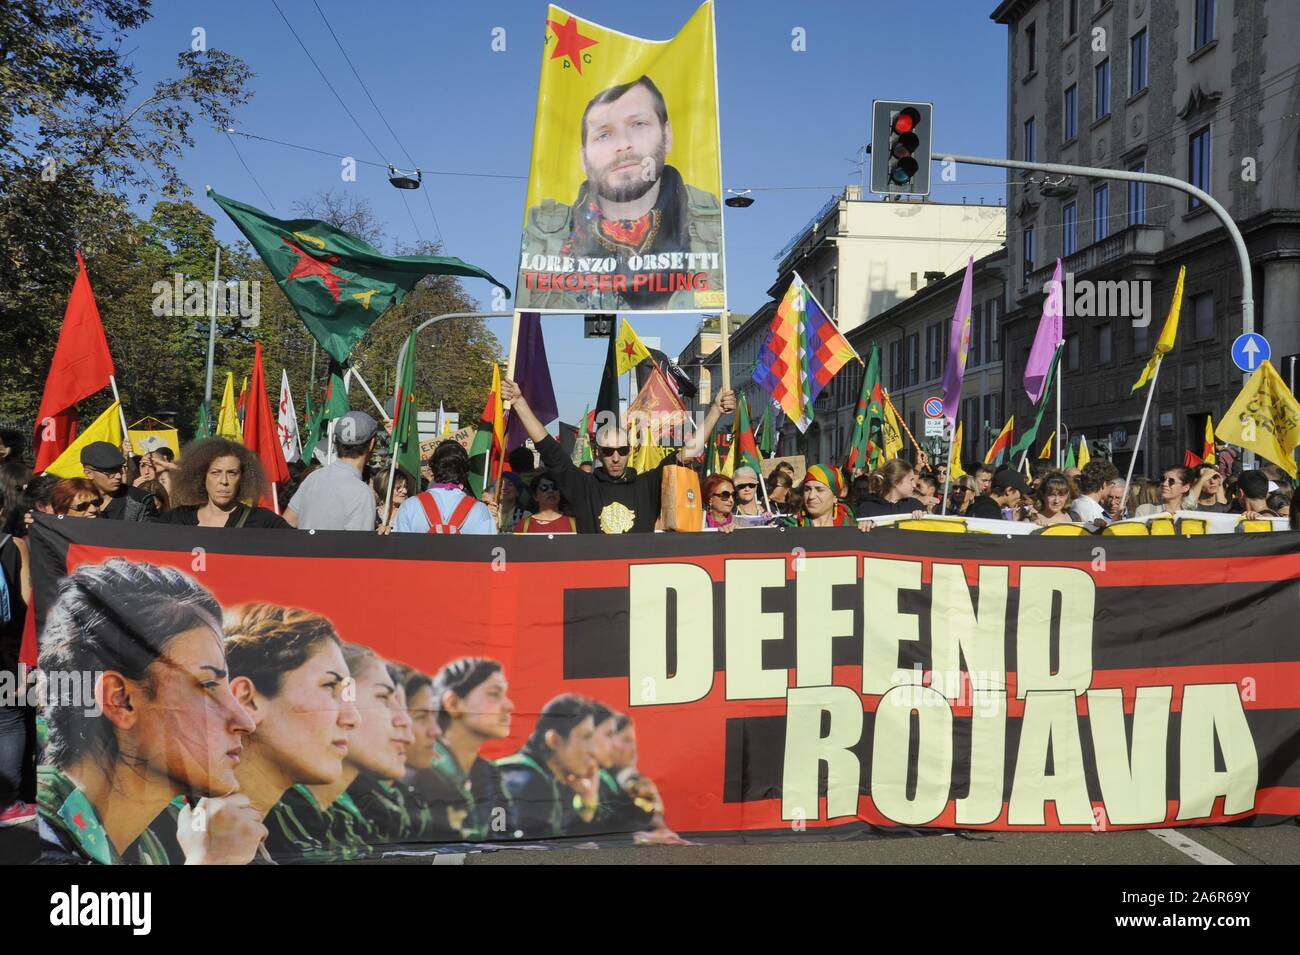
346;773;441;847
264;783;370;863
420;739;511;841
37;766;171;865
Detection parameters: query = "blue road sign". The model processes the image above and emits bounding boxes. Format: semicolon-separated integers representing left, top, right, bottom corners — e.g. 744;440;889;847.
923;396;943;418
1231;333;1270;373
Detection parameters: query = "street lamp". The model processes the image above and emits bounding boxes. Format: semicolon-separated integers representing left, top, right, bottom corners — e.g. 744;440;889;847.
387;165;422;190
724;189;754;208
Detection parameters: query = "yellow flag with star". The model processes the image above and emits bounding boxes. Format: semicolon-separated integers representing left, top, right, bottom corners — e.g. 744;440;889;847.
1216;360;1300;477
1132;265;1185;392
950;422;966;478
615;318;652;375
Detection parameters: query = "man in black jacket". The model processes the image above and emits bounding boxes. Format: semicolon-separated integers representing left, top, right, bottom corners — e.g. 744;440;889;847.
501;378;734;534
80;442;158;522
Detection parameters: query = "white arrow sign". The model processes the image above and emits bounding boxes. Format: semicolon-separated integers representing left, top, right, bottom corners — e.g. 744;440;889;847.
1242;337;1260;370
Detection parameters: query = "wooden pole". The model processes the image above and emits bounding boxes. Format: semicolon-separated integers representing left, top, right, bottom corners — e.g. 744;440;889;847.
1121;358;1162;514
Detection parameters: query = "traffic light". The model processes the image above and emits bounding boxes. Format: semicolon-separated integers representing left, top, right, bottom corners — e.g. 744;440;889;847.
870;100;933;196
584;314;615;338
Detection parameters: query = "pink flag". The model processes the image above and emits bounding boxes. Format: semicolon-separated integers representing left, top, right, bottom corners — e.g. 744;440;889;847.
1025;259;1064;405
940;258;974;429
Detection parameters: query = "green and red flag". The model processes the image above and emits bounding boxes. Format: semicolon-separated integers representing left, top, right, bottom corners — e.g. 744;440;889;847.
733;393;764;478
467;364;506;497
1009;344;1061;460
845;343;883;472
984;415;1015;466
195;401;212;440
209;189;510;365
391;330;421;481
571;405;593;466
757;401;774;457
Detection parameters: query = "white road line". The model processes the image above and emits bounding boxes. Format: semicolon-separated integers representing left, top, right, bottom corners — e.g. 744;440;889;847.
1147;829;1235;865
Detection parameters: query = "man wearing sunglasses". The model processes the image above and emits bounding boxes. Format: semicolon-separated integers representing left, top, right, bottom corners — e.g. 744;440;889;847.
501;377;735;533
79;441;157;522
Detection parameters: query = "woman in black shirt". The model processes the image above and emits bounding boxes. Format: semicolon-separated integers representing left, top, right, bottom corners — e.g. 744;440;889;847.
158;438;289;528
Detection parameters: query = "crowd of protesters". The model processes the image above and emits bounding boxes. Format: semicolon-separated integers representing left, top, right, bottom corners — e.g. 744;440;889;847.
2;395;1299;839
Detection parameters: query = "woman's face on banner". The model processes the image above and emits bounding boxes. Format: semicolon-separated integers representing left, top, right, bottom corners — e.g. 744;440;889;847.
612;723;638;769
458;669;514;741
551;716;597;779
126;626;255;797
591;717;617;769
346;658;412;781
404;683;441;770
253;641;358;785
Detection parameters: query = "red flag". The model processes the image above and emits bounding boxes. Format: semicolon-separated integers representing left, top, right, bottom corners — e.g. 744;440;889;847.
1184;449;1203;468
242;342;290;509
626;363;689;443
32;251;116;471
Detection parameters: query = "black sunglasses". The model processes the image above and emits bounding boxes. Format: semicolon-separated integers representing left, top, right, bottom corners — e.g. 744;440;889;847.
735;483;757;490
536;482;558;492
712;490;734;500
598;445;631;457
71;498;103;512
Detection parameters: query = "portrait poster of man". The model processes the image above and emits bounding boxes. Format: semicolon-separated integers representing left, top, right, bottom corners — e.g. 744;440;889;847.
516;3;726;313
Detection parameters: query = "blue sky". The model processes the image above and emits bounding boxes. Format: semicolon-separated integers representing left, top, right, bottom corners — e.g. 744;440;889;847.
129;0;1009;422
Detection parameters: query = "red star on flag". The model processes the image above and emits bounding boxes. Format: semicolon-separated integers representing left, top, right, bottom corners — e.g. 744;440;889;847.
621;341;639;358
547;15;598;74
72;811;87;829
281;237;348;302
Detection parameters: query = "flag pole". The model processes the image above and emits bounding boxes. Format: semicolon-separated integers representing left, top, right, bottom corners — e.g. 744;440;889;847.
346;365;392;423
885;392;922;458
107;375;130;450
203;245;221;421
940;421;955;516
1055;357;1062;469
1121;358;1162;511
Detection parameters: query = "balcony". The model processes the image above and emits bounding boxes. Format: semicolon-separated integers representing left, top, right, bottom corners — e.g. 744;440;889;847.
1020;224;1165;301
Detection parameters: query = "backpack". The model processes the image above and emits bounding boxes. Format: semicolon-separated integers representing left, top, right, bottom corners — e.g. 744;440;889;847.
415;492;478;534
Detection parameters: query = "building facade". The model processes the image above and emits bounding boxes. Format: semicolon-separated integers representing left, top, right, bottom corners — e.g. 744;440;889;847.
991;0;1300;473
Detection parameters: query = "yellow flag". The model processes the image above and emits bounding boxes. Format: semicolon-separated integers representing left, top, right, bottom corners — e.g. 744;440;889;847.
45;402;124;478
1038;431;1054;460
1216;360;1300;478
719;436;735;478
1204;417;1216;464
1076;435;1091;469
1132;264;1185;392
950;422;966;478
216;372;242;440
615;318;652;376
883;396;904;461
631;425;674;473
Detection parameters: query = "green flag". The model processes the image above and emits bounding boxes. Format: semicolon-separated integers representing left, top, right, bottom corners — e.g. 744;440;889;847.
391;330;421;480
758;401;774;457
572;405;592;465
209;189;510;365
733;394;764;477
1064;442;1077;469
846;343;883;472
1009;345;1061;459
195;401;212;439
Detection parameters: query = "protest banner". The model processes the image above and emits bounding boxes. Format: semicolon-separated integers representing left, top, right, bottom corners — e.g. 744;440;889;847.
515;3;725;313
419;426;475;459
24;518;1299;863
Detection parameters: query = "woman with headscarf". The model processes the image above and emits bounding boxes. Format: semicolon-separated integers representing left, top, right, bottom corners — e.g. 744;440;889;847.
781;465;866;529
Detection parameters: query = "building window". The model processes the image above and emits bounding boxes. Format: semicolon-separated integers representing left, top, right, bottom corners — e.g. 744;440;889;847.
1098;323;1113;365
1064;85;1078;141
1025;22;1037;75
1128;161;1146;225
1193;292;1216;341
986;297;1002;362
889;339;903;392
1023;226;1035;282
970;302;983;368
1134;319;1148;356
1066;0;1079;37
1195;0;1215;50
1024;116;1036;163
924;324;937;380
1130;29;1148;95
1093;184;1109;241
1062;202;1077;256
1189;126;1211;210
983;394;1003;443
907;333;920;386
1094;59;1110;120
1065;333;1080;372
963;396;980;460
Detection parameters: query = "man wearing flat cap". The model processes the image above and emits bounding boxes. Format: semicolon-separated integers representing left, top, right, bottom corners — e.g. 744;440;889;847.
80;441;158;521
284;410;379;531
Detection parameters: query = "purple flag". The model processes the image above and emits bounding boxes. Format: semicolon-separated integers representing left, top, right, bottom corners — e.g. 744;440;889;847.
940;258;975;428
1025;259;1064;405
505;312;558;451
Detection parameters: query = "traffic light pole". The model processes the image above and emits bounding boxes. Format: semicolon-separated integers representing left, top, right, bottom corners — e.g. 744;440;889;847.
936;151;1257;466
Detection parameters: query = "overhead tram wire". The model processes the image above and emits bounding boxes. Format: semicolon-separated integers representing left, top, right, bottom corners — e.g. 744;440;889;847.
310;0;446;249
224;130;277;210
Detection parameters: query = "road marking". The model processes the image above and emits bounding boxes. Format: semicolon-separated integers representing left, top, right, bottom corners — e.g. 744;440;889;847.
1147;829;1234;865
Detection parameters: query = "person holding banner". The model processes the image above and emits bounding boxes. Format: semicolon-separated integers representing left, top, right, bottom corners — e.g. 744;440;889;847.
37;560;261;864
514;473;577;534
502;377;735;534
1135;467;1197;518
49;478;103;518
1030;472;1075;526
853;460;926;519
781;465;863;529
160;438;289;529
393;441;495;535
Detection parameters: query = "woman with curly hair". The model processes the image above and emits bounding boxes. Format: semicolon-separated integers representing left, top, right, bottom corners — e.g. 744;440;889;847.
158;437;288;528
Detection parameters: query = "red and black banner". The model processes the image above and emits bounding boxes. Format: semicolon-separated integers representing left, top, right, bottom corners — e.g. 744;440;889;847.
25;517;1300;859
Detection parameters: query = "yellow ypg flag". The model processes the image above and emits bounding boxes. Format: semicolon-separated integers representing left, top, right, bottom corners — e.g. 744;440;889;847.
882;395;904;460
216;372;242;440
1038;431;1054;460
1203;417;1216;464
1132;265;1186;392
1076;435;1091;469
631;426;674;473
718;436;735;478
45;402;124;478
950;422;966;478
615;318;652;375
1217;360;1300;478
516;3;724;313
